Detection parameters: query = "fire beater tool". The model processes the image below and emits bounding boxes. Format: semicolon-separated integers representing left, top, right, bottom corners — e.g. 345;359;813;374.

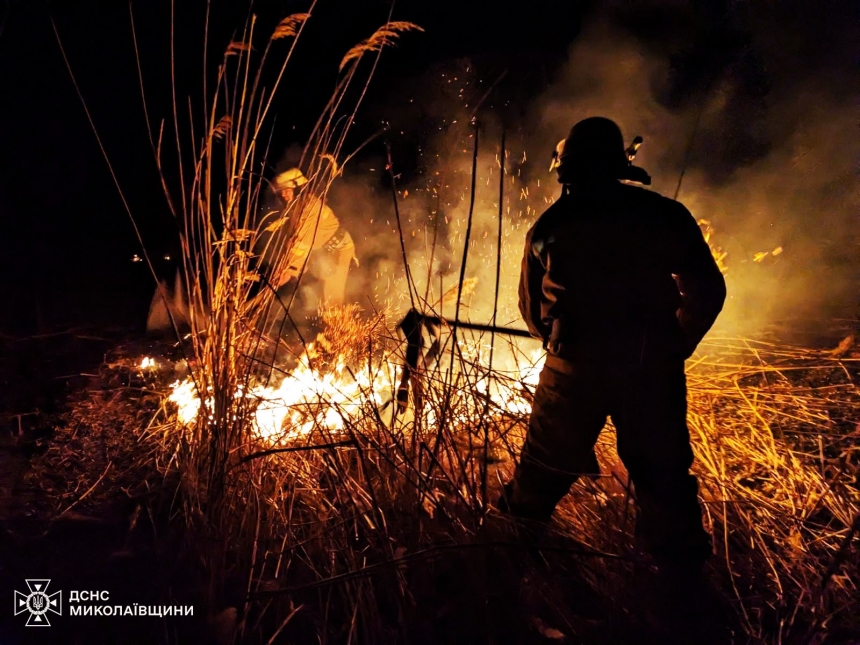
394;308;536;414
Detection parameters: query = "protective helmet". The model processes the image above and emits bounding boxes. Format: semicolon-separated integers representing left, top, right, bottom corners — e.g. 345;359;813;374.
551;117;651;185
275;168;309;190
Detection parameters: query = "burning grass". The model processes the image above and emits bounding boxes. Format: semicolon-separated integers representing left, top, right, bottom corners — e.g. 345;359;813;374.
25;318;860;643
38;6;853;642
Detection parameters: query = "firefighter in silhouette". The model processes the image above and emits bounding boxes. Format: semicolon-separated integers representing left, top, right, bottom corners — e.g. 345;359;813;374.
261;168;356;310
499;117;726;571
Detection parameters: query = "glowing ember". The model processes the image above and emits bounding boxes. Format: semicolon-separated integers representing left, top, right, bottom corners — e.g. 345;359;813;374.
754;246;783;262
140;357;157;369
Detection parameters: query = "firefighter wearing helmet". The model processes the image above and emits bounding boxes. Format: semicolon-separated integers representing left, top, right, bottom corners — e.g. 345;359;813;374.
264;167;356;310
500;117;727;575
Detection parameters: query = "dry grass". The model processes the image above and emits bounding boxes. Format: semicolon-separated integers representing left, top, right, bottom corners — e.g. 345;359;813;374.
339;22;424;71
139;7;423;529
35;6;854;643
25;323;859;643
554;336;860;642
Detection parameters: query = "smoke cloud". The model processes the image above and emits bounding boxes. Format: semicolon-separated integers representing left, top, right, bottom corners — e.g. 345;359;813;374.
530;11;858;338
301;1;859;343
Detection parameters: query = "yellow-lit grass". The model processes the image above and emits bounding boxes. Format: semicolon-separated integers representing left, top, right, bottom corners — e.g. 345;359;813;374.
148;8;422;523
141;312;859;641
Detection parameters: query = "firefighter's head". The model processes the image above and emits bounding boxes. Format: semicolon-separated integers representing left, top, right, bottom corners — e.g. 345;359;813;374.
551;117;650;185
274;168;308;202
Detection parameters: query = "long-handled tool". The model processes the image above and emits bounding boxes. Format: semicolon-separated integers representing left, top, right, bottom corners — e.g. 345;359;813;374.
395;309;536;413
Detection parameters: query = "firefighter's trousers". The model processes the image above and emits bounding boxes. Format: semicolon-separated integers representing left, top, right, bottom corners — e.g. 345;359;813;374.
507;355;711;563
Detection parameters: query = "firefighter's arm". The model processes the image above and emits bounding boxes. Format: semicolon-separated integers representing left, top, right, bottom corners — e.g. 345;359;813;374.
670;203;727;356
272;243;311;289
518;226;551;343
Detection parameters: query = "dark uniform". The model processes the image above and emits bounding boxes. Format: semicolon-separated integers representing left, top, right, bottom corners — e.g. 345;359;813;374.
504;118;726;566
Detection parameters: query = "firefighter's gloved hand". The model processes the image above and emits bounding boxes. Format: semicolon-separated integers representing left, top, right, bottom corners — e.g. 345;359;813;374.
272;265;301;291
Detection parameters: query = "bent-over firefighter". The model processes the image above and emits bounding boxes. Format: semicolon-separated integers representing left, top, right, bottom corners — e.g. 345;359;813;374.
260;167;357;311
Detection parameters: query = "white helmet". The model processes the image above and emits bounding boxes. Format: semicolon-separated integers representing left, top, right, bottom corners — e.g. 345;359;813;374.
275;167;309;190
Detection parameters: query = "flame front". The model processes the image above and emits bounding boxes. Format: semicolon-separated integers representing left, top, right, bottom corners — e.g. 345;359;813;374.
168;338;544;443
169;378;202;426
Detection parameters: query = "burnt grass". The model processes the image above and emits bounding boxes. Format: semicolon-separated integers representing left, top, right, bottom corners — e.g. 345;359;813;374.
0;331;204;645
0;328;857;645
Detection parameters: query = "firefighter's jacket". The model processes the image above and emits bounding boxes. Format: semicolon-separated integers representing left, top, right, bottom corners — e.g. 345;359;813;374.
257;195;342;288
519;181;726;363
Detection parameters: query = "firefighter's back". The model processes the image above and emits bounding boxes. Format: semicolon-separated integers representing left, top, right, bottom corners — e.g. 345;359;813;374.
532;182;689;361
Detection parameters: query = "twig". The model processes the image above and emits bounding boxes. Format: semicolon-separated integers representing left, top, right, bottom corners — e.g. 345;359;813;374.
450;117;481;360
384;140;417;309
820;513;860;592
469;69;508;119
235;440;356;467
266;602;304;645
57;461;114;518
673;94;707;201
480;131;506;511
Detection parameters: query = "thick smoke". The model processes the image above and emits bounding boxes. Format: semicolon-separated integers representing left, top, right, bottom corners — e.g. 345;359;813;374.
531;13;858;337
303;2;859;343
